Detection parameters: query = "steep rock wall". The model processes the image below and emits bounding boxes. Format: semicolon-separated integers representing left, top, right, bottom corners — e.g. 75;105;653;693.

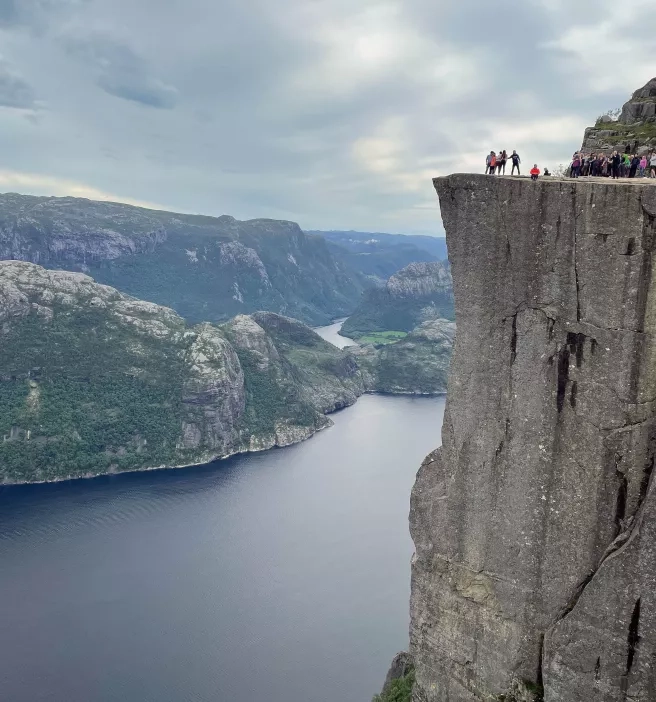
410;174;656;701
581;77;656;155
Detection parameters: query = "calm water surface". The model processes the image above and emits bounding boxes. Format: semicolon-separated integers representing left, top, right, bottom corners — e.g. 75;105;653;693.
313;319;358;349
0;394;445;702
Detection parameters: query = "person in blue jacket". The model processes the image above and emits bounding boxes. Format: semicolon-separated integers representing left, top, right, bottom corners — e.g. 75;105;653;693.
510;150;521;175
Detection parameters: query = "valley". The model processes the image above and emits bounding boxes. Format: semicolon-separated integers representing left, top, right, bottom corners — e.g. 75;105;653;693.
0;255;453;484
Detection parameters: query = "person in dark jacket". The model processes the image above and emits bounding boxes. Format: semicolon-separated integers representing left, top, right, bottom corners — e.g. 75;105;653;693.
629;155;640;178
611;151;622;179
497;149;508;174
510;150;521;175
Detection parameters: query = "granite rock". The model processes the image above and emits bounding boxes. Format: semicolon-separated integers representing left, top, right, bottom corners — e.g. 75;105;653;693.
409;174;656;701
582;78;656;155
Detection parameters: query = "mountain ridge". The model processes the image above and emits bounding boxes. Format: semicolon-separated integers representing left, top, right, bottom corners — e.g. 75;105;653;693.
0;192;364;326
0;261;453;485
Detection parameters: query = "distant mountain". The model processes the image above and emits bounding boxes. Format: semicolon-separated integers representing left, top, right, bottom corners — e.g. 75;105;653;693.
349;319;455;395
308;230;448;282
0;193;364;326
340;261;454;339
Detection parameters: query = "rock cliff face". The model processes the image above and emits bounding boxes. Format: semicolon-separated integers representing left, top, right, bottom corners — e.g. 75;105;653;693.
582;77;656;155
0;262;362;484
0;193;364;326
349;319;454;395
340;261;454;339
410;174;656;701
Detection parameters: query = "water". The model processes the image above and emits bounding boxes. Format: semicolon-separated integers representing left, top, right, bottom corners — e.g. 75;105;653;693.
0;394;445;702
314;318;358;349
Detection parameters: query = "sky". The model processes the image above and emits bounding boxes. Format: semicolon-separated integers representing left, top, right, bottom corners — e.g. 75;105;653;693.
0;0;655;235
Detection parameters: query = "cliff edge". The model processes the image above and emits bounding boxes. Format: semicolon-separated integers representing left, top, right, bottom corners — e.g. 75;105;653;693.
410;174;656;700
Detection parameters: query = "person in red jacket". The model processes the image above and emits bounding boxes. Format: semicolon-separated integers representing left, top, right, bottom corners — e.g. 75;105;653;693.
530;165;540;181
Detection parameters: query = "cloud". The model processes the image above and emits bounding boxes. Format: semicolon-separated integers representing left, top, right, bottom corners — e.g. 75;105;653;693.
0;59;37;109
0;0;19;26
64;33;178;109
0;0;653;234
0;0;83;30
541;0;656;94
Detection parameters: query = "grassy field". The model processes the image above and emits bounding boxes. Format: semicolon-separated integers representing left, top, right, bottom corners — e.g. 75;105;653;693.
358;331;408;345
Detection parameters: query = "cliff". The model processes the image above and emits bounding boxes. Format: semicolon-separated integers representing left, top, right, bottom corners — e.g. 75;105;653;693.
0;193;364;326
340;261;454;340
349;319;454;395
0;262;363;484
582;77;656;154
410;174;656;700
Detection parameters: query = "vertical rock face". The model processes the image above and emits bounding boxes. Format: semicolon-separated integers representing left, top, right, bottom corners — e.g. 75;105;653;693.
410;174;656;701
581;77;656;154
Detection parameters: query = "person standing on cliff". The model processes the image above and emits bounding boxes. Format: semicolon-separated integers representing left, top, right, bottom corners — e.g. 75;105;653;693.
487;152;497;174
629;155;640;178
589;153;599;177
571;153;581;178
650;152;656;178
510;150;521;175
497;150;508;175
611;151;622;179
639;155;648;177
485;152;494;174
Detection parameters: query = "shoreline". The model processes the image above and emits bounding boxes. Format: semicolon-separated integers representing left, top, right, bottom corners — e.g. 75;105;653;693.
0;391;445;489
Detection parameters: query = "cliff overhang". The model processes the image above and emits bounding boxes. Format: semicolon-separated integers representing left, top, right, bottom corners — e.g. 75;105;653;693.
410;174;656;701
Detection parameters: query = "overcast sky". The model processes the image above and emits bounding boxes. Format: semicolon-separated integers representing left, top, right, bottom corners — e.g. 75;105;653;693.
0;0;654;234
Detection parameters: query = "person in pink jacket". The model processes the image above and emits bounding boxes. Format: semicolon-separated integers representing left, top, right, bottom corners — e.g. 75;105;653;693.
640;155;648;177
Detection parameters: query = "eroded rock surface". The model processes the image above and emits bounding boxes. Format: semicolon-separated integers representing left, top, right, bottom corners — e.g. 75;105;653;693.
582;77;656;154
410;174;656;701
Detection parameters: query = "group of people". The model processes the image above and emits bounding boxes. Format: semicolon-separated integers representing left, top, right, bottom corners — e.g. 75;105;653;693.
485;150;522;175
484;145;656;181
569;150;656;179
485;150;548;180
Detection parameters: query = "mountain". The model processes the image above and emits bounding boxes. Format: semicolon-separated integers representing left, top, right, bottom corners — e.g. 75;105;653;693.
0;261;454;484
308;230;447;282
0;193;364;326
581;76;656;154
349;319;454;395
0;261;363;484
340;261;454;339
